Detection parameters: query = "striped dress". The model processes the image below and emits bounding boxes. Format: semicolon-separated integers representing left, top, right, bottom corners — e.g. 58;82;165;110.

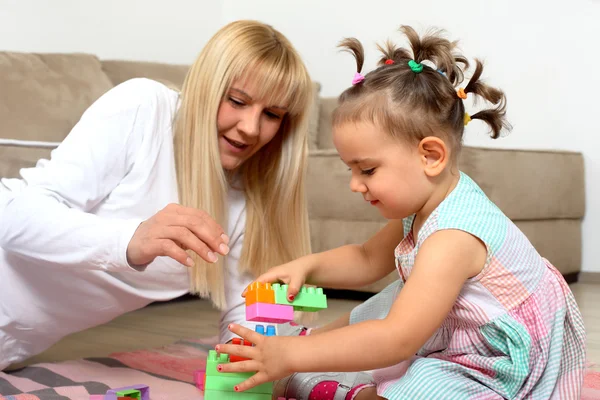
350;172;586;399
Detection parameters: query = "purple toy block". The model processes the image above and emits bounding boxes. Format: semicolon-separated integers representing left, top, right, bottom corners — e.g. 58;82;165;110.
104;384;149;400
246;302;294;323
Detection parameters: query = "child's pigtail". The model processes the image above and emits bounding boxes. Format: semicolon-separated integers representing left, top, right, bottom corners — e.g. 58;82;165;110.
376;39;411;66
463;59;512;139
339;38;365;74
400;25;468;85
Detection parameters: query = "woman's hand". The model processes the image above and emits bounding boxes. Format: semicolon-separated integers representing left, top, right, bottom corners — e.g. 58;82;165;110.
215;324;294;392
126;203;230;267
243;256;315;302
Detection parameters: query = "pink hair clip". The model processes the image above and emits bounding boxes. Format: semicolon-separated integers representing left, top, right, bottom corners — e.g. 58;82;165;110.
352;72;365;85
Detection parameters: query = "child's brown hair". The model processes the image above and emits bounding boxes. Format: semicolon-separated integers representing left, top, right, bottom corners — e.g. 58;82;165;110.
333;26;511;155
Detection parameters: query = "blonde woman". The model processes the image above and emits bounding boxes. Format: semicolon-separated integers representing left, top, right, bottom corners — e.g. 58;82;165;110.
0;20;313;370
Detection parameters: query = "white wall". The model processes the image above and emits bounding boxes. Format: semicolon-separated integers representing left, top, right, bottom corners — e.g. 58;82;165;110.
0;0;222;64
224;0;600;273
1;0;598;272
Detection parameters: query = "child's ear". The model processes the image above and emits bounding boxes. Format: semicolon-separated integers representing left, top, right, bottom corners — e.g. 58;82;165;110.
418;137;449;177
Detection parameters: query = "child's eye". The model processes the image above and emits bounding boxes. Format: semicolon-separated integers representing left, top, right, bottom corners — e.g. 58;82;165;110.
361;168;376;176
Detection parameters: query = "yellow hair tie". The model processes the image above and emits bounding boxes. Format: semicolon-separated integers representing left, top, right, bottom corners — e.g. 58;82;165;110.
464;113;472;126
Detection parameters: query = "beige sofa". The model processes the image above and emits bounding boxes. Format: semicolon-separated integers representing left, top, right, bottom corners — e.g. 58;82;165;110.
0;52;585;294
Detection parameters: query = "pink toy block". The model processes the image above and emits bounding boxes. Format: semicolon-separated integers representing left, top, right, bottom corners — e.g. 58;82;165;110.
194;369;206;390
246;302;293;323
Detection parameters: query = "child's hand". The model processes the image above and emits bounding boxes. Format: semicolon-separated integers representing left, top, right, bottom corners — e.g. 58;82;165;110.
215;324;294;392
242;257;313;302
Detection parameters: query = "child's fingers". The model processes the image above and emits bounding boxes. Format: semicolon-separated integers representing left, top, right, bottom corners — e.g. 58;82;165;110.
226;324;263;346
286;277;305;302
217;359;260;374
234;371;269;392
241;272;283;297
216;341;256;360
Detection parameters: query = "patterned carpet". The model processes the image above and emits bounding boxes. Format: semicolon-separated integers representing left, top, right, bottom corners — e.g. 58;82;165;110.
1;337;598;399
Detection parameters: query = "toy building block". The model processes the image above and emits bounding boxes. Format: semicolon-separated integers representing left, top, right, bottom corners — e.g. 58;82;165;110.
245;282;275;306
194;369;206;390
272;284;327;311
204;390;272;400
246;302;294;323
230;337;253;362
104;384;149;400
254;324;276;336
205;350;273;394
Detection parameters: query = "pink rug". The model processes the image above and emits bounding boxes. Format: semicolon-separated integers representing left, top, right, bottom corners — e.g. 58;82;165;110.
0;337;598;399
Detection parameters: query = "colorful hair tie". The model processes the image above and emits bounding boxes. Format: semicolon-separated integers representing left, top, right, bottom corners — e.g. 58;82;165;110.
352;72;365;85
408;60;423;73
385;59;395;65
457;88;467;99
464;113;472;126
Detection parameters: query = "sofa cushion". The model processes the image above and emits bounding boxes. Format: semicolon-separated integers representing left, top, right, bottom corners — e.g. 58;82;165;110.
307;147;585;222
460;147;584;220
317;97;337;149
101;60;189;89
307;83;321;150
0;52;114;178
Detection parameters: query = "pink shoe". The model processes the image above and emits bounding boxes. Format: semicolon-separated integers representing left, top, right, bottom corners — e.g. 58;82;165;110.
274;371;374;400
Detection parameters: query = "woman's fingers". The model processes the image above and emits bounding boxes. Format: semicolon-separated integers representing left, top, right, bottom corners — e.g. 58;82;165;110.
156;239;194;267
161;212;229;256
160;226;217;263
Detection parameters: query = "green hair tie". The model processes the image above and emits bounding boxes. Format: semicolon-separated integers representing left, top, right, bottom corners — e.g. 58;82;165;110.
408;59;423;74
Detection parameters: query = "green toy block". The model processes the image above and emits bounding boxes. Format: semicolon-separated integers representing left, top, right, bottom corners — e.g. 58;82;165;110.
205;350;273;394
206;351;251;379
271;284;327;311
204;389;271;400
205;374;273;394
115;389;141;399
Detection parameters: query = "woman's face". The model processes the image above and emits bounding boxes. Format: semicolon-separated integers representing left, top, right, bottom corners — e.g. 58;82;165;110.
217;78;288;171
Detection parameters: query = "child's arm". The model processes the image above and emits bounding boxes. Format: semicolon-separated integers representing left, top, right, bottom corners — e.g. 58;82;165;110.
308;219;404;287
220;229;487;389
252;219;404;294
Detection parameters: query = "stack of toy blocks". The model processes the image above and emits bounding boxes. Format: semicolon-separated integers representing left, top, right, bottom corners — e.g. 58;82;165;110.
198;324;277;399
197;284;327;399
245;283;327;322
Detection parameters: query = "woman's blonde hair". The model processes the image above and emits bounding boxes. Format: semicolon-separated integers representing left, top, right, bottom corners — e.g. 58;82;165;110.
173;20;313;309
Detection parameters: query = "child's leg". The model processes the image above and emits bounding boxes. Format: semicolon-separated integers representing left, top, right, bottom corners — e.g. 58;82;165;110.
349;280;402;325
354;386;386;400
274;371;375;400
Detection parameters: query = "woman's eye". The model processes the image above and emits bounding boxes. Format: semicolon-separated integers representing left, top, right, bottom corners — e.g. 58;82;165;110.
229;97;244;106
265;111;282;120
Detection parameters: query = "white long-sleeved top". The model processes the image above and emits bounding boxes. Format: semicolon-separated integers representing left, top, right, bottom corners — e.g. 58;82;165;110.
0;79;254;370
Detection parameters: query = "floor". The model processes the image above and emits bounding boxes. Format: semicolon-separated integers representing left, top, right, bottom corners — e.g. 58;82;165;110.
9;283;599;371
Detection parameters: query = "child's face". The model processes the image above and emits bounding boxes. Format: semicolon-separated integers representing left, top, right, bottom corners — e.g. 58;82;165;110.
333;122;432;220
